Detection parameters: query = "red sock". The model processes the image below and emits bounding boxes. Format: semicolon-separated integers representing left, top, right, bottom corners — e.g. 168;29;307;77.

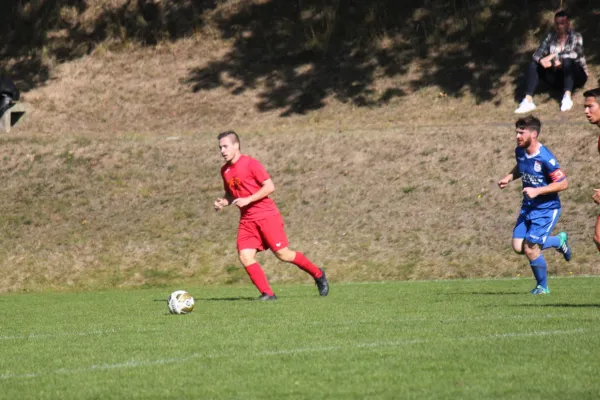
293;252;322;279
245;263;274;296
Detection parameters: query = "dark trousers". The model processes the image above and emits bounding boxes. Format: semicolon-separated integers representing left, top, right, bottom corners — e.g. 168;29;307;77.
525;59;587;96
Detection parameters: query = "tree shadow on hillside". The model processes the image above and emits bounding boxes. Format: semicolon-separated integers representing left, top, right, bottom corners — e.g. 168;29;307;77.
1;0;598;114
185;0;600;115
0;0;217;91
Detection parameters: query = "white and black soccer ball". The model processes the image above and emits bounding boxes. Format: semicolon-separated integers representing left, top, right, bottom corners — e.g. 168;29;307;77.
168;290;195;314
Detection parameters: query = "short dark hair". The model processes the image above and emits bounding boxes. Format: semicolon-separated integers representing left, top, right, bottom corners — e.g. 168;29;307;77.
554;10;569;19
217;130;240;149
516;115;542;136
583;88;600;100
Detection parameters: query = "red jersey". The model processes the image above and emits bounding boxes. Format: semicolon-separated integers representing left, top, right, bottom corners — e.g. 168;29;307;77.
221;155;280;221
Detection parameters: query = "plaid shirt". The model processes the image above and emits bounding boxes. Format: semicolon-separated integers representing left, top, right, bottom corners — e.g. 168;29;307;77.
533;29;588;76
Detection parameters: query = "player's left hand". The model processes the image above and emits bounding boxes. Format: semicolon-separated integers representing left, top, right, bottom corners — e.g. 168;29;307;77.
592;189;600;205
232;197;252;208
523;187;540;199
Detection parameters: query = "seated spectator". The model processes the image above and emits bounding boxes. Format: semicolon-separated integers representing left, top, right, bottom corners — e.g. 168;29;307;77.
515;10;587;114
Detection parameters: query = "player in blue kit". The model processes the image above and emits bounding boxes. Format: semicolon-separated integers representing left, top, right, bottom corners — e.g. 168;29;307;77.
498;116;571;294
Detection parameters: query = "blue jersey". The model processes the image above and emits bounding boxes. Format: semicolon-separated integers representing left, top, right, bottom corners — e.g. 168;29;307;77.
516;145;566;210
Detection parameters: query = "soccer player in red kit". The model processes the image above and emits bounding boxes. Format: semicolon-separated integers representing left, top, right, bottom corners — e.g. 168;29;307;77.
584;88;600;251
214;130;329;300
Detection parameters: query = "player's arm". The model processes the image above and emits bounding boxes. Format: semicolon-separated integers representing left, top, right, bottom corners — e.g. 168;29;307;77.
214;192;234;211
523;169;568;199
232;179;275;208
498;165;521;189
529;177;568;196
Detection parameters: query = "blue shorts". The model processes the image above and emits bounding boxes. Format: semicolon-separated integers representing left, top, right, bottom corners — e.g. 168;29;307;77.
513;208;561;245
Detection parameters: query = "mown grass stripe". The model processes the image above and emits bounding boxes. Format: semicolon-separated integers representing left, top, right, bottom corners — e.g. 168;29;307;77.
0;328;160;341
0;313;576;341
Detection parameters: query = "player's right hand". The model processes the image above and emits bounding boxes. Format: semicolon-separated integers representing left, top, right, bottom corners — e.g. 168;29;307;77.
214;198;228;211
498;175;511;189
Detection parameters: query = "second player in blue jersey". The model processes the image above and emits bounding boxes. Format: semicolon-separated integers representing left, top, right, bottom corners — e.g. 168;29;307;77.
498;116;572;295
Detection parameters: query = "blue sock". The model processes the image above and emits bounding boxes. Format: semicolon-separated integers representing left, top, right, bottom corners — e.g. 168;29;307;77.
529;261;541;284
529;255;548;288
542;236;560;250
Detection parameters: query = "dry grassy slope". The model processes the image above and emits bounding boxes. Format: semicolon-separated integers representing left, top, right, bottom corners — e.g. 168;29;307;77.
1;1;599;292
1;122;599;292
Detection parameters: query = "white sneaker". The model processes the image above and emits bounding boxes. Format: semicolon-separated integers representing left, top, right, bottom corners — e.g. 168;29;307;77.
515;99;536;114
560;96;573;112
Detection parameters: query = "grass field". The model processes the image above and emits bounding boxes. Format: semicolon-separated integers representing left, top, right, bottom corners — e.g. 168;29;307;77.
2;277;599;399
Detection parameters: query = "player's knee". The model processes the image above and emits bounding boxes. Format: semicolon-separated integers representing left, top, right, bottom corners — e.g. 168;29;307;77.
523;243;540;259
238;253;256;267
274;248;295;262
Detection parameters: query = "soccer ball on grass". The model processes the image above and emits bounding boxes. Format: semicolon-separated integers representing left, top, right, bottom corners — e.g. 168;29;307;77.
168;290;195;314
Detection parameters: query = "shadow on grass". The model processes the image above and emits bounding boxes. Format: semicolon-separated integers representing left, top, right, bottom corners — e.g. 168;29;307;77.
201;296;257;301
154;296;260;302
447;291;524;295
518;303;600;308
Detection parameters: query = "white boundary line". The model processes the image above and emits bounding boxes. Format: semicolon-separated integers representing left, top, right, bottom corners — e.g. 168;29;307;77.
0;328;587;381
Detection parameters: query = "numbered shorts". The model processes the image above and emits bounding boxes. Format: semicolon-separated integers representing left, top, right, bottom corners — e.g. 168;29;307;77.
237;214;289;252
513;207;561;245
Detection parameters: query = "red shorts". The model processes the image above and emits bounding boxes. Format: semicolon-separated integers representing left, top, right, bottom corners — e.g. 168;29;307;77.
237;214;289;252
